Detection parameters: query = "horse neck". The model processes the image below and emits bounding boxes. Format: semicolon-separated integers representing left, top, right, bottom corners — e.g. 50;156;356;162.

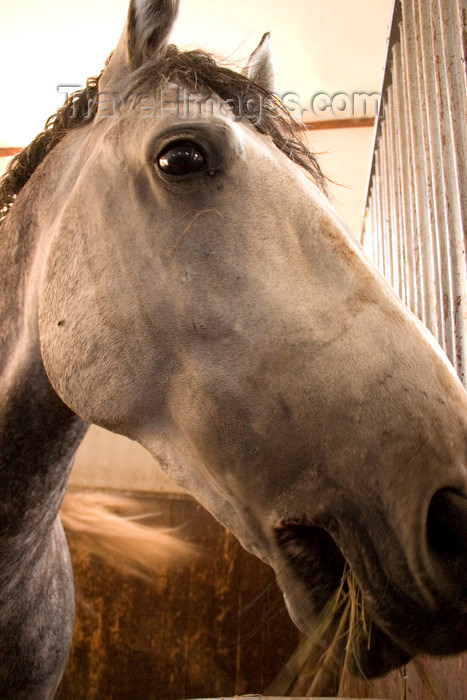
0;192;87;543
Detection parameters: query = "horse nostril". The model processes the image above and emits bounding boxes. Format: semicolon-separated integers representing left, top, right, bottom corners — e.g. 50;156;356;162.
427;488;467;591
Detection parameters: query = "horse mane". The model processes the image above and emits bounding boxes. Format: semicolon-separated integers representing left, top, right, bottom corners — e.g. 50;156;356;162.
126;46;327;191
0;73;102;224
0;45;326;225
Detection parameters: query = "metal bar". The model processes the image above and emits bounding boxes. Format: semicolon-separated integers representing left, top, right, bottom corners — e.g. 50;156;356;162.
380;118;395;286
374;151;387;279
428;0;467;381
403;0;439;335
370;191;378;266
441;0;467;251
362;0;467;384
386;82;403;300
393;44;417;314
416;0;455;362
433;0;467;382
411;0;445;350
400;19;426;325
361;0;402;227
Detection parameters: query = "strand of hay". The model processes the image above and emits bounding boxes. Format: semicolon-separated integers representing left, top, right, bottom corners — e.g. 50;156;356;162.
266;564;444;699
264;589;347;695
266;565;373;696
265;567;357;697
303;566;373;697
60;491;198;580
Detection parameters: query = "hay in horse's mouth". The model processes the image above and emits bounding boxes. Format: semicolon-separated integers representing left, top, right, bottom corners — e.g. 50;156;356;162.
273;520;412;680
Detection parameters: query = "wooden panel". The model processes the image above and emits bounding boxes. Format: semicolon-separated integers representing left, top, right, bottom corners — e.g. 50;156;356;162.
370;653;467;700
57;492;467;699
56;494;299;700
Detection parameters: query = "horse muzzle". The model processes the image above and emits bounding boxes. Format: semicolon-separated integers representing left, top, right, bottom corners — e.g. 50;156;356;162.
272;486;467;677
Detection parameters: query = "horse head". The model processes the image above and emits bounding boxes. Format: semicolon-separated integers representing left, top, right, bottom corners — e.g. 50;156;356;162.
16;0;467;681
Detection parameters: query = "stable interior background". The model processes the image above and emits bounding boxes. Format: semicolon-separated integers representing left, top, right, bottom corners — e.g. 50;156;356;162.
4;3;467;698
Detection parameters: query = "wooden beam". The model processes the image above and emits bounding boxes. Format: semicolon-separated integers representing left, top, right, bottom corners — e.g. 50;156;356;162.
0;116;376;159
0;147;22;157
302;116;375;130
0;118;375;157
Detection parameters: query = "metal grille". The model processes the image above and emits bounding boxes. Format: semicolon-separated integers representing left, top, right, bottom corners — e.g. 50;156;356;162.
362;0;467;385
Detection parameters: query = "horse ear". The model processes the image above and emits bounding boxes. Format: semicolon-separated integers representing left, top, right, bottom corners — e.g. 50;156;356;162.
243;33;275;92
127;0;180;68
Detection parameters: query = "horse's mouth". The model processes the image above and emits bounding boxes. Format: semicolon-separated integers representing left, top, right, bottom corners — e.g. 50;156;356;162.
274;521;411;678
275;522;347;614
273;491;467;678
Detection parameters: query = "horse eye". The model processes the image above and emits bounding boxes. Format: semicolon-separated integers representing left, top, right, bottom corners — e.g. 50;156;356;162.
157;142;206;176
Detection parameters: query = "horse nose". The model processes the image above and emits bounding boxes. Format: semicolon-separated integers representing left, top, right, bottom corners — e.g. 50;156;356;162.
426;488;467;597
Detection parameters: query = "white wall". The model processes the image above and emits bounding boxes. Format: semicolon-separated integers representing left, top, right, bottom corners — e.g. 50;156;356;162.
307;126;375;236
1;1;392;146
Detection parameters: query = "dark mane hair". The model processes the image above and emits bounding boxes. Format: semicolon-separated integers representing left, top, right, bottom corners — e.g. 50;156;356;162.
0;73;102;224
128;46;326;188
0;46;326;224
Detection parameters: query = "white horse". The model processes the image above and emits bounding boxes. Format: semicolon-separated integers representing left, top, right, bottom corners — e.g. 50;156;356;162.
0;1;466;697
